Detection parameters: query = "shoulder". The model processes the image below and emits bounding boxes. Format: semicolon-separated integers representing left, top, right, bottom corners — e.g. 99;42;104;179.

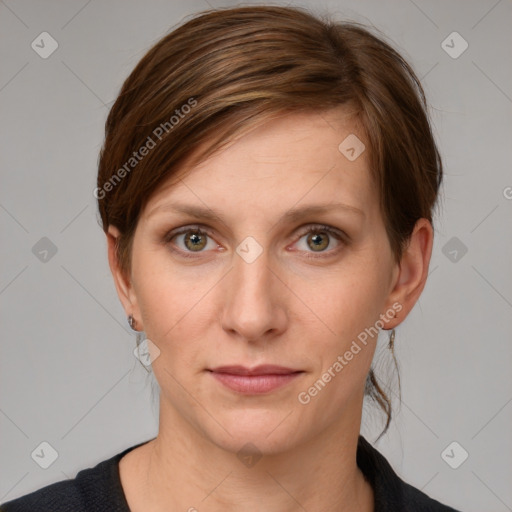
0;477;86;512
0;440;151;512
357;435;463;512
399;479;462;512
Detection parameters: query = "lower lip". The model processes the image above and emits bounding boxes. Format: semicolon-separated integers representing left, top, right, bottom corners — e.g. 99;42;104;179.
210;372;303;394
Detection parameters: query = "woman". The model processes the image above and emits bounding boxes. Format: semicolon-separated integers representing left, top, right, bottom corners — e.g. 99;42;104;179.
1;5;462;512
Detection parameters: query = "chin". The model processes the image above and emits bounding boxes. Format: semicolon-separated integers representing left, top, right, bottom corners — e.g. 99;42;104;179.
201;408;304;456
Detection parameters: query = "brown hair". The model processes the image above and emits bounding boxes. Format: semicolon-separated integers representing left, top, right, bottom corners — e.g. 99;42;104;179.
96;5;443;439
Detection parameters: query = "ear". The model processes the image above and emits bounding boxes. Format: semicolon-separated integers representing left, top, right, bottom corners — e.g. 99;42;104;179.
106;225;141;326
384;218;434;329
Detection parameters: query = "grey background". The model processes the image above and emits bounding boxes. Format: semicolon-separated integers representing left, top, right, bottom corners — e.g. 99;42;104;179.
1;0;511;510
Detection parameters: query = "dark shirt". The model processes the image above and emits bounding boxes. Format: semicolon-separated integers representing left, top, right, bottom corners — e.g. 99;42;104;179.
0;435;462;511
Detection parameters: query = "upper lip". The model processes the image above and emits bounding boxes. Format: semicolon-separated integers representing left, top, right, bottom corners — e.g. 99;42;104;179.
209;365;302;376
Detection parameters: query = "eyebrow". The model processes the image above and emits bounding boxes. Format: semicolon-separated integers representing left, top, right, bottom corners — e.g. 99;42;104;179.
147;201;365;223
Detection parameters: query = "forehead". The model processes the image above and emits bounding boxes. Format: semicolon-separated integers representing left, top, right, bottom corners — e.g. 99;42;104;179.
144;107;377;221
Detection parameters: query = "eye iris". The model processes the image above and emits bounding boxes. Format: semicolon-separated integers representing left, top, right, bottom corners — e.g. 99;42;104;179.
308;232;329;251
185;231;206;251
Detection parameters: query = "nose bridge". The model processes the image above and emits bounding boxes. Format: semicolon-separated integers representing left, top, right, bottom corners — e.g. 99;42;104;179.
232;237;274;306
221;236;284;340
235;243;270;291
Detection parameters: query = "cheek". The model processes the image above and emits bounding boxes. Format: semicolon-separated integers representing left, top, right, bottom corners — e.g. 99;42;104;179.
303;259;388;343
295;254;391;399
131;249;221;367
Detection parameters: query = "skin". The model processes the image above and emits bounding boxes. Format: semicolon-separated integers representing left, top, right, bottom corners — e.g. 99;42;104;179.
107;106;433;512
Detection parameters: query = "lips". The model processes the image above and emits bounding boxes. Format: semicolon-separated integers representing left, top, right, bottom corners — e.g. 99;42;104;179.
208;365;304;394
210;365;302;376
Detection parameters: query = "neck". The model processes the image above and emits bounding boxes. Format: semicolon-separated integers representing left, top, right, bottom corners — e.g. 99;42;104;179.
133;395;374;512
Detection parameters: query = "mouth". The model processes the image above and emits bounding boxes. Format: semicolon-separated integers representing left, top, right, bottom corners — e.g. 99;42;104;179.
207;365;304;394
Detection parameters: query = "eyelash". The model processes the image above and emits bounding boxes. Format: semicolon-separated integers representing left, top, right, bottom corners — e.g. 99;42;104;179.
164;224;347;260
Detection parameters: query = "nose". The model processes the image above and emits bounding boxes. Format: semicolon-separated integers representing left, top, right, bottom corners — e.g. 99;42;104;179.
220;245;288;344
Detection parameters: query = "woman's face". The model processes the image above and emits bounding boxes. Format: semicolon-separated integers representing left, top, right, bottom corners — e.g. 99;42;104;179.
109;107;408;454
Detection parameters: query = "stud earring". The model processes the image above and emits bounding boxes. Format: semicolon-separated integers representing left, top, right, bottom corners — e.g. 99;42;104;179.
128;314;138;332
388;328;395;351
127;314;151;374
388;309;397;351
